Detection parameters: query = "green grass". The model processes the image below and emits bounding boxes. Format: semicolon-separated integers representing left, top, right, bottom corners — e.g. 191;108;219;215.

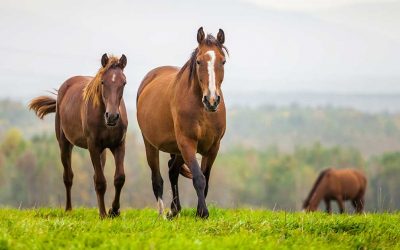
0;207;399;250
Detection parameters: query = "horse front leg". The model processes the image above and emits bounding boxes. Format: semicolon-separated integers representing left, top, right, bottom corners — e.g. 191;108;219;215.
89;145;107;218
336;196;345;214
324;198;332;214
178;137;208;218
201;142;220;198
109;142;126;217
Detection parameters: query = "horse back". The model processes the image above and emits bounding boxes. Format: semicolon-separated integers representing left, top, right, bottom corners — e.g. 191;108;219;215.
331;169;366;199
137;66;180;103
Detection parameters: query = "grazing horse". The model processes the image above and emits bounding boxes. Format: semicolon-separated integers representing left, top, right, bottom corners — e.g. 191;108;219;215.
137;27;228;218
303;168;367;213
29;54;128;218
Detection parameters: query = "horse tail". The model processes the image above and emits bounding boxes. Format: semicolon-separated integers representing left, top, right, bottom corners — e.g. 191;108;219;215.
29;96;57;119
303;168;331;209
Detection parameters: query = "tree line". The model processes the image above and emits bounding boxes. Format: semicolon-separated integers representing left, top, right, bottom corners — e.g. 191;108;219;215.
0;128;398;212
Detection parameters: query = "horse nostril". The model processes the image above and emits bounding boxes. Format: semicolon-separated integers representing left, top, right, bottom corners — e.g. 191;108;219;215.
115;113;120;120
216;95;221;105
203;96;208;104
105;112;109;119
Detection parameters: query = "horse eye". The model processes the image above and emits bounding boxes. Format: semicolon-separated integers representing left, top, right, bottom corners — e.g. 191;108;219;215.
101;80;104;85
196;60;201;65
222;60;226;65
123;81;127;85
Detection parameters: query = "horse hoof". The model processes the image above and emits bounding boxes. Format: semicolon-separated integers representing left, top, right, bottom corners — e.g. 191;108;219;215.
108;208;120;218
196;208;209;219
166;210;180;220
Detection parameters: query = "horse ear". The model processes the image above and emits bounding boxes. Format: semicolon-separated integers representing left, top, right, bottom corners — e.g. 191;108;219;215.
197;27;205;44
217;29;225;44
119;54;127;69
101;53;109;67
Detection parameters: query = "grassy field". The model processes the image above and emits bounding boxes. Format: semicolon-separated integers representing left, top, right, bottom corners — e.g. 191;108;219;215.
0;207;399;250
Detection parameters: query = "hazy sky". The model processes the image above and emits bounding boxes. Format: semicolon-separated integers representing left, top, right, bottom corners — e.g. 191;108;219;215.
245;0;397;11
1;0;399;106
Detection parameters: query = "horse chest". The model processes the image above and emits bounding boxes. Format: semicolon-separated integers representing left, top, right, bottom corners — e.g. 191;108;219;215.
197;122;224;154
98;129;126;148
84;121;126;149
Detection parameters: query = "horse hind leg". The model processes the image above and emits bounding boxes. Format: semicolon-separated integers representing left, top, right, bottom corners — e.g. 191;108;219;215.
353;195;365;214
167;154;184;218
100;150;106;171
59;131;74;211
357;197;365;213
144;139;164;215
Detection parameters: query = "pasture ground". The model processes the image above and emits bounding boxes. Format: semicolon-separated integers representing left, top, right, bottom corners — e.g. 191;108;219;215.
0;207;398;249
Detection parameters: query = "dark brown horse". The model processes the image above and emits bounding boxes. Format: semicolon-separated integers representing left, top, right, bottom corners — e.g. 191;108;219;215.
137;27;228;218
303;168;367;213
29;54;128;218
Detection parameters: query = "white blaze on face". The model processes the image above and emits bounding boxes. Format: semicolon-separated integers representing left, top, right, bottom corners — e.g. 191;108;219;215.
205;50;217;100
111;73;116;82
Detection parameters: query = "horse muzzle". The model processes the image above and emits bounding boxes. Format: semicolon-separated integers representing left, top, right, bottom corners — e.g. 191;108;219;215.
202;95;221;112
104;112;120;126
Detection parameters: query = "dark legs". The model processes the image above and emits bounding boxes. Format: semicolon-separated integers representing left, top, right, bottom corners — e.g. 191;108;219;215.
178;137;208;218
109;143;126;217
143;134;220;219
89;145;107;218
167;141;219;219
168;154;184;218
144;139;164;215
201;143;220;198
87;143;126;218
352;197;365;214
324;198;332;214
336;196;345;214
59;132;74;211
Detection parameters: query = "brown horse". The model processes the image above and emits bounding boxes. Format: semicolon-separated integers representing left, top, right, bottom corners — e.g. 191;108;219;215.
303;168;367;213
29;54;128;218
137;27;228;218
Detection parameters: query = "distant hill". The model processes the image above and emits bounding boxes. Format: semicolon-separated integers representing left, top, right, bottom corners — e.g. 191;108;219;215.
225;91;400;113
224;105;400;156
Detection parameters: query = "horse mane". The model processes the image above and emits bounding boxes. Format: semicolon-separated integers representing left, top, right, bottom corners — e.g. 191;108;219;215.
176;34;229;82
83;56;120;106
303;168;331;208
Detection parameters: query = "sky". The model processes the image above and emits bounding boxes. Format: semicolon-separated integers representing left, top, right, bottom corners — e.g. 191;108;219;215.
1;0;399;106
245;0;396;11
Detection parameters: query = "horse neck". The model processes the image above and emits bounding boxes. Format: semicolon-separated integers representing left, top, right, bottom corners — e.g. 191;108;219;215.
174;68;203;107
85;88;106;116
